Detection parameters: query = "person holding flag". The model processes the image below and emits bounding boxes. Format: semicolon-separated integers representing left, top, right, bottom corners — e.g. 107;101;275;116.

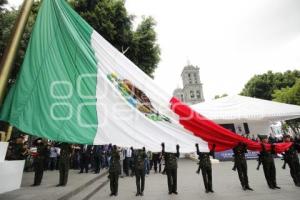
195;143;216;193
161;143;180;195
232;142;253;191
282;134;300;187
257;135;280;189
133;147;147;196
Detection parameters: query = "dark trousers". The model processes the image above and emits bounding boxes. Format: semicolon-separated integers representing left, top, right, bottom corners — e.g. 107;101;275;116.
262;161;277;188
166;169;177;193
201;167;212;191
135;169;145;193
236;160;249;187
153;159;161;173
288;161;300;185
124;158;130;176
48;157;57;171
34;158;44;185
109;172;119;195
94;156;101;173
59;161;69;185
80;157;89;173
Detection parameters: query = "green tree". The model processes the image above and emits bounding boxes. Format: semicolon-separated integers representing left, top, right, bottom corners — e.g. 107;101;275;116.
132;17;160;77
71;0;160;77
0;1;40;81
241;70;300;100
1;0;160;79
273;79;300;134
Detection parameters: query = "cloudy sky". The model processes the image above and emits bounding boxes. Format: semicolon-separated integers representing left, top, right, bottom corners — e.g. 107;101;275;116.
8;0;300;100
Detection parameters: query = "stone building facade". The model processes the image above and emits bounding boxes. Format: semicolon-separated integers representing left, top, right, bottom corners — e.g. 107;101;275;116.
173;64;204;105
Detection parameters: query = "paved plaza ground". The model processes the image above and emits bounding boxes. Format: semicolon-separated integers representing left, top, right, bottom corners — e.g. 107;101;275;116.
91;159;300;200
1;159;300;200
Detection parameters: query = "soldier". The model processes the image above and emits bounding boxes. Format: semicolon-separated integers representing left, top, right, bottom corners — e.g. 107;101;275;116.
161;143;180;195
57;143;72;186
93;145;102;174
152;152;162;173
133;147;147;196
79;144;91;173
282;135;300;187
32;138;48;186
257;135;280;189
12;136;26;160
195;143;216;193
109;145;121;196
232;142;253;191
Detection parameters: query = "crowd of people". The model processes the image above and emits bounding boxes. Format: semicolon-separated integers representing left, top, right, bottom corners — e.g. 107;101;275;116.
5;136;165;188
4;133;300;197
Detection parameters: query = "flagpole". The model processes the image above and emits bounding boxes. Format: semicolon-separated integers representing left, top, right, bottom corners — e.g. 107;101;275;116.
0;0;34;141
0;0;34;105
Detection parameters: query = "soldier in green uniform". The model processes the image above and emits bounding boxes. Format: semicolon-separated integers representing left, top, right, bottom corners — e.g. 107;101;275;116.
57;143;72;186
13;136;28;160
161;143;180;195
109;145;121;196
232;142;253;191
195;143;216;193
257;135;280;189
282;135;300;187
32;138;48;186
133;147;147;196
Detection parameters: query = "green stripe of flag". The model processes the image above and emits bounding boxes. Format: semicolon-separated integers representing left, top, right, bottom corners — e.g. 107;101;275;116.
0;0;98;144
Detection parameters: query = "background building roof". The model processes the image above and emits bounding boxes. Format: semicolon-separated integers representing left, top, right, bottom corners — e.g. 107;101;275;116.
191;95;300;122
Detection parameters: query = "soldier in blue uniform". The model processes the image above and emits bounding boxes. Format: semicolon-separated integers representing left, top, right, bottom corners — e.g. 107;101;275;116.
161;143;180;195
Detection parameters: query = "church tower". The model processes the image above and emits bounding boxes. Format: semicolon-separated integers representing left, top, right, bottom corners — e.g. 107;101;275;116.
173;64;204;105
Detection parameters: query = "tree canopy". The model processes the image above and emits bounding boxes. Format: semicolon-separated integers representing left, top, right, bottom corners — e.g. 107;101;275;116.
0;1;40;80
71;0;160;77
240;70;300;100
273;79;300;134
0;0;160;81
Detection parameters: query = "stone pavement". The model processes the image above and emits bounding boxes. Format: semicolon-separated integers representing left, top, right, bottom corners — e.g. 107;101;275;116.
1;159;300;200
0;169;108;200
91;159;300;200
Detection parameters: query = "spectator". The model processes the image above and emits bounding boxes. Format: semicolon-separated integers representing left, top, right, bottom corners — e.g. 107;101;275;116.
48;143;59;171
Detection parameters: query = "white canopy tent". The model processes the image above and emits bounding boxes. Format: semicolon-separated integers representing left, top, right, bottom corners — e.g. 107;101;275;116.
191;95;300;135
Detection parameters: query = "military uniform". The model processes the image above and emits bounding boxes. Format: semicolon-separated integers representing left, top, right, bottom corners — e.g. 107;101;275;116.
259;143;280;189
232;143;253;190
93;145;102;174
152;153;161;173
162;144;180;195
33;140;48;186
109;147;121;196
133;149;147;196
79;145;91;173
13;143;26;160
283;141;300;186
58;143;72;186
196;144;215;193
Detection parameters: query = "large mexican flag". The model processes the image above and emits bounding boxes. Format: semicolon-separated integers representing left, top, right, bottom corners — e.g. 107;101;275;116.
0;0;291;153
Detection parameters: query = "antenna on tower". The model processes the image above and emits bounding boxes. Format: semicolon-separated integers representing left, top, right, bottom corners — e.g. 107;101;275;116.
187;58;191;66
